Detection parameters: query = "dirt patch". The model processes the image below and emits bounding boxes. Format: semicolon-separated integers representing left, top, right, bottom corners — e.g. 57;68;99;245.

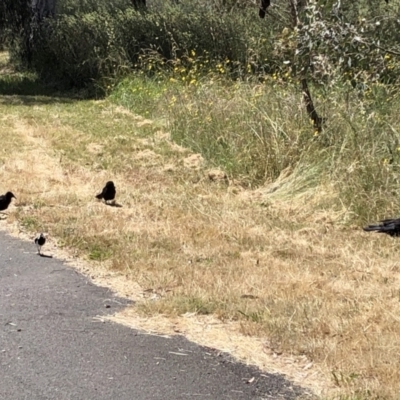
207;168;228;182
135;149;160;160
184;153;204;170
136;119;153;127
87;143;104;155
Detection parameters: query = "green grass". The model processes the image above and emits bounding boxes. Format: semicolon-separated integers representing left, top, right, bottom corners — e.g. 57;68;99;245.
88;244;113;261
0;73;54;96
111;69;400;225
20;216;40;230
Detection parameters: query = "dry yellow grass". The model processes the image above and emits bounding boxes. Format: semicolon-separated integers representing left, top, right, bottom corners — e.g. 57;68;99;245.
2;61;400;399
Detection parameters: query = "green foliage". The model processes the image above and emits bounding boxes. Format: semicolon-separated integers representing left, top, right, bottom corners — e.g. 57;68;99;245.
1;0;33;62
56;0;133;15
292;1;400;86
2;0;400;91
20;0;271;88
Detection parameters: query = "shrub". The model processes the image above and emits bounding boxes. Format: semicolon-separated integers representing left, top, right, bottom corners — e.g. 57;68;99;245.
25;1;272;88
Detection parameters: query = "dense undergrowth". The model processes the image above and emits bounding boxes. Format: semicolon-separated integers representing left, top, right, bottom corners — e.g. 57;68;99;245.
3;0;399;88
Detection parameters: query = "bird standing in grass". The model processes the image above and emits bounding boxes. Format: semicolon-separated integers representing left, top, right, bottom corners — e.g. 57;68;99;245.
34;233;46;255
0;191;16;212
363;218;400;237
96;181;116;203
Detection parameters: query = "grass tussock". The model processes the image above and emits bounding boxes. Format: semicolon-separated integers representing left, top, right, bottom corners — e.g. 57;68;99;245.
3;48;400;398
113;69;400;224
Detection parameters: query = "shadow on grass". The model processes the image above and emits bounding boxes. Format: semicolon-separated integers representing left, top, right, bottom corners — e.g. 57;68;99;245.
0;70;103;105
106;202;123;208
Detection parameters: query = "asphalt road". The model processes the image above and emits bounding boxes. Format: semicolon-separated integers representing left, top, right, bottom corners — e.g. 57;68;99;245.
0;231;311;400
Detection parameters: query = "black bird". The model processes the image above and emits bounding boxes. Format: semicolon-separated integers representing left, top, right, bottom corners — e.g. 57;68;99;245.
259;0;271;18
0;191;16;211
96;181;116;203
363;218;400;237
34;233;46;254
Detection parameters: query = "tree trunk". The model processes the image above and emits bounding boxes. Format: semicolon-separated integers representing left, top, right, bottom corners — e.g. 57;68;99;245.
3;0;55;65
289;0;325;133
29;0;56;65
31;0;56;23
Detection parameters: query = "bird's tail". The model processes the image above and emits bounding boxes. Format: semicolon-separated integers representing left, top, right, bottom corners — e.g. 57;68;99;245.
95;193;103;199
363;224;387;233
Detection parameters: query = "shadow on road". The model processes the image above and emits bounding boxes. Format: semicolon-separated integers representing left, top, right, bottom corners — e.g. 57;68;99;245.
39;253;53;258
